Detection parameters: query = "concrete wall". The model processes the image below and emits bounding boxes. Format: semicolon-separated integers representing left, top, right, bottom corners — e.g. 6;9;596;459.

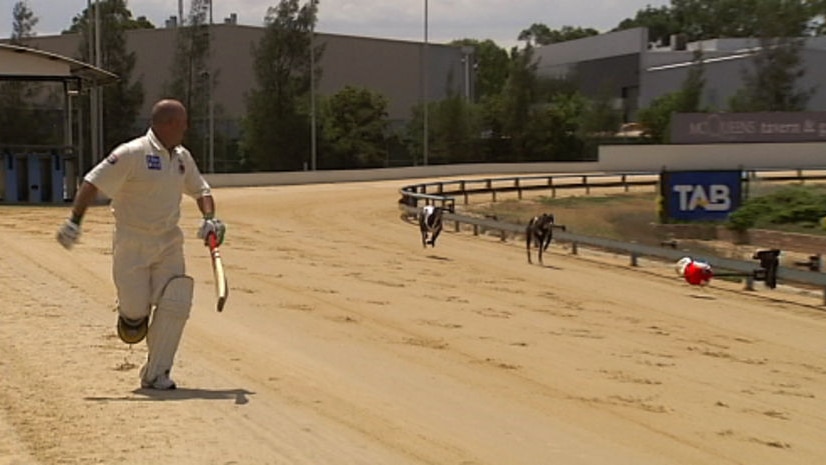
599;142;826;172
199;142;826;188
202;161;600;188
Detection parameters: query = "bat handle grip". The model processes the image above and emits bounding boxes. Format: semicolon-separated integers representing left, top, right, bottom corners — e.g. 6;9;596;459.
207;231;218;250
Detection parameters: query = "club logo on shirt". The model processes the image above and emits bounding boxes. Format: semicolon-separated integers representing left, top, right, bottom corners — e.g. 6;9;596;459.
178;161;185;175
106;153;119;165
146;154;162;170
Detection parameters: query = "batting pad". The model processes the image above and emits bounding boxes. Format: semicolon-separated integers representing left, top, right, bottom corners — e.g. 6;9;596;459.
144;275;193;382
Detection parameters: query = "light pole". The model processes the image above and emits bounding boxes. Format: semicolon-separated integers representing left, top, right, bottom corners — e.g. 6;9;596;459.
310;0;318;171
208;0;215;173
422;0;429;166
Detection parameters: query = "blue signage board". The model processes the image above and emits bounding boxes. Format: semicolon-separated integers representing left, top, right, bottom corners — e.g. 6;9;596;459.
661;170;742;221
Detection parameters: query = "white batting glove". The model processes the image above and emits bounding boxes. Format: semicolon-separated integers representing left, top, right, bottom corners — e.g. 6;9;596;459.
197;217;226;246
56;218;81;249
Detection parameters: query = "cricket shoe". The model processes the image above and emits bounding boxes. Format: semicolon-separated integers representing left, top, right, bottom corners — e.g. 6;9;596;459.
140;367;177;390
117;315;148;344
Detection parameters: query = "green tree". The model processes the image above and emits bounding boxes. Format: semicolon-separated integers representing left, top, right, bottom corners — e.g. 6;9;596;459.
638;50;706;142
450;38;509;100
578;88;622;137
517;23;552;46
318;86;390;168
523;92;588;161
65;3;154;32
11;0;37;43
499;45;539;160
518;23;598;46
165;0;211;166
613;5;678;46
669;0;820;41
728;1;814;111
243;0;320;171
0;1;41;145
430;93;481;164
69;0;146;153
670;0;761;41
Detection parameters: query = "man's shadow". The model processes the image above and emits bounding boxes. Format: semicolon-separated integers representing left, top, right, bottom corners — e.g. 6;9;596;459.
85;388;254;405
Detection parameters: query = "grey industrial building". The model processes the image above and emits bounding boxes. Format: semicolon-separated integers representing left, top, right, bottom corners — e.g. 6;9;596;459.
15;24;826;134
533;27;826;123
18;23;473;127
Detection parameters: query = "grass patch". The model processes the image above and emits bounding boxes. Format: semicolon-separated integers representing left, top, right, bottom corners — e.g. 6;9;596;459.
465;192;666;243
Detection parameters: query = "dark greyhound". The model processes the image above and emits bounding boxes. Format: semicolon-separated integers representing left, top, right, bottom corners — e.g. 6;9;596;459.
526;213;561;264
418;205;444;247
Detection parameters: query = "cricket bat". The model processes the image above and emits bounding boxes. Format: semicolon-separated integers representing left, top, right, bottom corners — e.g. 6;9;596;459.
207;232;228;312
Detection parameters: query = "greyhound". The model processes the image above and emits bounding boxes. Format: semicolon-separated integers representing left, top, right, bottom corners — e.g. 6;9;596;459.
526;213;560;265
418;205;444;247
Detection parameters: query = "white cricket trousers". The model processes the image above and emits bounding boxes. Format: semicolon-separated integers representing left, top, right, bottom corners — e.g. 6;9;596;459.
112;227;186;320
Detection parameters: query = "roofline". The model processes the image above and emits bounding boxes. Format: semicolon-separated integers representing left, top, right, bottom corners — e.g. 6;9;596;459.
0;43;118;85
646;51;757;72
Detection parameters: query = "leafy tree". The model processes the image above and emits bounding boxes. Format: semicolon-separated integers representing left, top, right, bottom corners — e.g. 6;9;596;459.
318;86;390;168
242;0;320;171
679;50;707;111
728;1;814;111
616;1;822;44
449;39;509;100
476;94;509;162
636;93;681;142
430;92;482;164
518;23;598;46
613;5;678;46
499;45;539;160
525;92;587;161
69;0;146;153
517;23;552;46
165;0;211;166
668;0;758;41
638;50;706;142
670;0;821;41
0;1;42;145
11;0;38;43
548;25;600;43
577;88;622;137
65;4;154;32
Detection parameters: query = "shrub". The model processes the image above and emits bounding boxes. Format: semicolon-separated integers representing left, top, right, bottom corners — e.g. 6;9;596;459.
728;185;826;231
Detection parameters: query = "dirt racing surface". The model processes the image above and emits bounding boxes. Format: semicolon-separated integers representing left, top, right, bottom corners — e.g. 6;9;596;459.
1;179;825;465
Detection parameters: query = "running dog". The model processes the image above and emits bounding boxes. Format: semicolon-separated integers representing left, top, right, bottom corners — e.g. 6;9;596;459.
418;205;444;247
526;213;560;265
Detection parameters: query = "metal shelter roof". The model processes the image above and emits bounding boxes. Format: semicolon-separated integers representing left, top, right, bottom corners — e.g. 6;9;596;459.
0;43;118;85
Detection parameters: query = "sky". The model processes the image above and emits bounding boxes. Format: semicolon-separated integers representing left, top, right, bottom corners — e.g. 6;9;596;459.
0;0;670;49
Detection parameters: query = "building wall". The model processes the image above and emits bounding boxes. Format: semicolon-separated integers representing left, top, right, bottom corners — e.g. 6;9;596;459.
535;28;826;121
641;48;826;111
19;24;467;124
533;27;648;72
533;28;648;122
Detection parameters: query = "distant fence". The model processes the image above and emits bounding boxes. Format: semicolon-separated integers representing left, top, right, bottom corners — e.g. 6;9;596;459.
399;168;826;207
399;169;826;305
400;172;659;206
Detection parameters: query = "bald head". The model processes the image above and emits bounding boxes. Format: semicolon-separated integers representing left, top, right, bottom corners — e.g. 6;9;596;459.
150;99;188;150
151;99;187;125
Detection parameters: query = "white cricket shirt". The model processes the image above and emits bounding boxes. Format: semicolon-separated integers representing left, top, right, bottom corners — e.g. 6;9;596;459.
85;129;212;236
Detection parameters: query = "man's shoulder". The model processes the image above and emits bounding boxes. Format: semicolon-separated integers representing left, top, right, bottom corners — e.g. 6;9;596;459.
107;135;150;159
119;134;152;153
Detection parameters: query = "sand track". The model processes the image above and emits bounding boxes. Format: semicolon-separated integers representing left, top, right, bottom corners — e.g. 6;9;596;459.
1;179;824;465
